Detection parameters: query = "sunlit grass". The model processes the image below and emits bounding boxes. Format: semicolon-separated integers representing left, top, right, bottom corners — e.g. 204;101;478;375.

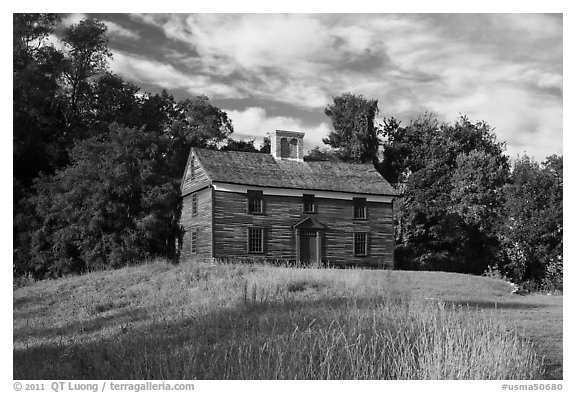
13;259;554;379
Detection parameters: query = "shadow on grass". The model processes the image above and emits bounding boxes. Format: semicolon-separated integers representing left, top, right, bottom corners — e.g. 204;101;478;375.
13;293;401;379
14;293;558;380
14;306;149;344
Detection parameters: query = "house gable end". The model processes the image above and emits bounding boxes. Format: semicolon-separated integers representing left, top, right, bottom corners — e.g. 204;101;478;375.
181;148;213;196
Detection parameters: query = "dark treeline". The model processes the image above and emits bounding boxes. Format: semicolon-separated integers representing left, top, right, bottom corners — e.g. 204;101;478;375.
14;15;562;291
13;14;265;278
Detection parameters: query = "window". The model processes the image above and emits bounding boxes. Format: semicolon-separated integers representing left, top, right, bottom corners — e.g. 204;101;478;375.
192;192;198;216
247;190;263;214
303;194;316;213
280;137;290;158
289;138;298;158
353;198;367;219
248;228;264;253
353;232;368;256
190;157;195;179
190;228;198;254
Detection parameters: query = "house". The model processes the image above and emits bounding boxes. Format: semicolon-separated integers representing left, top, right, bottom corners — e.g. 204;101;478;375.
179;130;398;268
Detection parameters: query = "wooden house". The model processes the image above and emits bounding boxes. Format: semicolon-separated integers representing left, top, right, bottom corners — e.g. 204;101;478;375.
179;130;398;268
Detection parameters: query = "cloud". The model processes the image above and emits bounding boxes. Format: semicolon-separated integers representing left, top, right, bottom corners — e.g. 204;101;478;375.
125;13;561;160
61;13;87;27
110;50;242;98
104;21;139;40
225;107;331;151
427;85;562;161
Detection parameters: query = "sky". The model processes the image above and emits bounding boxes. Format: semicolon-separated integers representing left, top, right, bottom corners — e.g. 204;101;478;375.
56;13;562;161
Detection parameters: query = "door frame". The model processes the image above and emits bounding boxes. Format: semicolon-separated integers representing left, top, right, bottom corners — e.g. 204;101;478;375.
295;229;322;264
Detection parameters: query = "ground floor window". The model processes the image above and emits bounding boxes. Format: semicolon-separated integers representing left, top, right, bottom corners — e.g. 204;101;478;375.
248;227;264;253
353;232;368;256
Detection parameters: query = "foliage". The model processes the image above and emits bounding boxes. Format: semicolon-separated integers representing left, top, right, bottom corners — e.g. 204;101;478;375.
20;125;178;276
381;115;509;274
323;93;380;163
13;13;67;185
60;18;112;131
304;146;340;161
497;155;563;289
13;14;236;279
221;139;260;153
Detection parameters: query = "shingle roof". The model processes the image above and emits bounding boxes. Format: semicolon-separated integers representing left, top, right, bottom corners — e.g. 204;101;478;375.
192;148;398;196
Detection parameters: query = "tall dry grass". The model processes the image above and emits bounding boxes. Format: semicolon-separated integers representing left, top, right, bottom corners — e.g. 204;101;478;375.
14;260;544;379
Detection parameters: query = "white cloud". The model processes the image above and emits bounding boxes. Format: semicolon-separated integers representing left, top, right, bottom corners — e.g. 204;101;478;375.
110;50;242;98
225;107;331;151
128;13;562;160
427;85;562;162
104;21;139;40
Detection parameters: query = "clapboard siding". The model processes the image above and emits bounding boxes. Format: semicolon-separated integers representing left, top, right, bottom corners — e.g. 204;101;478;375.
212;190;394;267
181;187;212;260
181;151;211;196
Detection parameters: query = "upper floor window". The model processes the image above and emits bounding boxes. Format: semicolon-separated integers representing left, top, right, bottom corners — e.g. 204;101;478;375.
353;198;367;219
248;227;264;253
190;228;198;254
192;192;198;216
353;232;368;256
247;190;263;214
303;194;316;213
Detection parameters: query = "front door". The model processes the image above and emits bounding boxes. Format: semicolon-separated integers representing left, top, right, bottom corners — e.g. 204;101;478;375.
300;230;318;263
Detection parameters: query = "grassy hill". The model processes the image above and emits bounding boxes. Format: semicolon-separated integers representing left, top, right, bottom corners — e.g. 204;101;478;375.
13;260;562;379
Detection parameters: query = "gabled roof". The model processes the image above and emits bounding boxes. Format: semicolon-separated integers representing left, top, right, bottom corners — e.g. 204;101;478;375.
191;148;398;196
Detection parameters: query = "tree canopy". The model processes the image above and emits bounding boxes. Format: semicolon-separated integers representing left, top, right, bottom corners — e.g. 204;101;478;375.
323;93;380;163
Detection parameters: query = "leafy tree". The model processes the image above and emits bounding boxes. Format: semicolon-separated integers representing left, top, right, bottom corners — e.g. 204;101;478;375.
221;139;260;153
15;91;234;278
449;150;509;232
60;18;112;131
166;96;234;177
497;155;563;289
22;125;175;276
323;93;380;163
382;115;509;274
13;13;66;185
304;146;340;161
86;72;143;134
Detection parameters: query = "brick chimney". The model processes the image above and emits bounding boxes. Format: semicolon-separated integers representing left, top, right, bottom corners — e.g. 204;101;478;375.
270;130;305;162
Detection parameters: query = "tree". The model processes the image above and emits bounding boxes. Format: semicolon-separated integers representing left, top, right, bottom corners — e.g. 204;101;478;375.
449;150;509;232
304;146;340;161
13;13;66;186
86;72;143;135
497;155;563;289
221;139;260;153
382;115;509;274
166;96;234;177
14;92;235;278
60;18;112;131
323;93;380;163
22;125;180;277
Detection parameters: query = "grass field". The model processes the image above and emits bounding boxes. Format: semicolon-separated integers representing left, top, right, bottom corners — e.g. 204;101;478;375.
13;260;562;379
